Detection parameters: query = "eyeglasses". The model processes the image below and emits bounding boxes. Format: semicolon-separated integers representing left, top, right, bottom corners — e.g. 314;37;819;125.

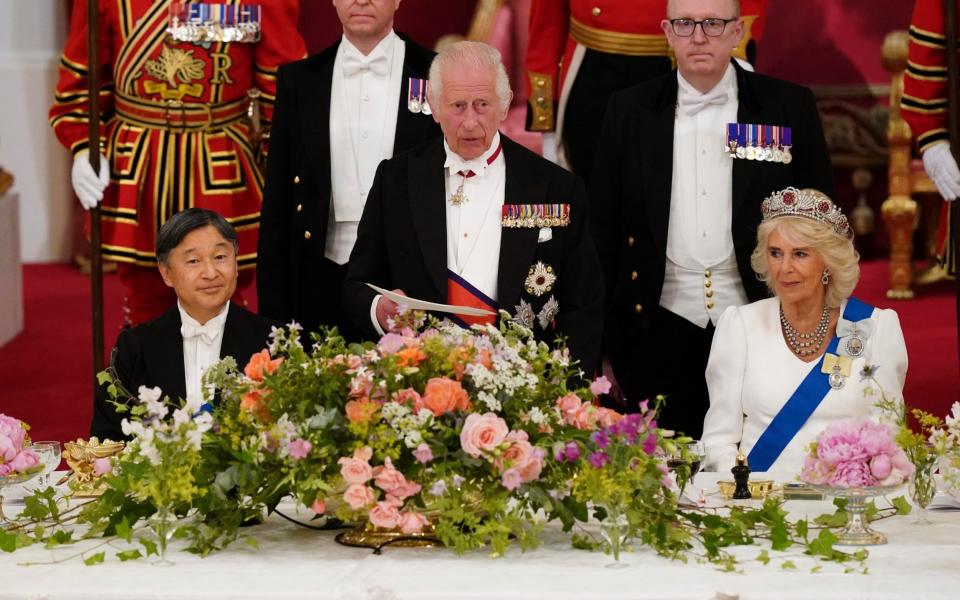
668;17;738;37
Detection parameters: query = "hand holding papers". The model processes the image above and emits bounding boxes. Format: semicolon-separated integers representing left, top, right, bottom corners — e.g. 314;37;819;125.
367;283;497;332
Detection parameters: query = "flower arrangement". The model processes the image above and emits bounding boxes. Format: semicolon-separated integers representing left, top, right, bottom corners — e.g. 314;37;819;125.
800;418;914;488
0;414;41;478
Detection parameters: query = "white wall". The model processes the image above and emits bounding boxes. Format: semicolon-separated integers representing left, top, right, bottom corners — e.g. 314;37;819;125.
0;0;72;262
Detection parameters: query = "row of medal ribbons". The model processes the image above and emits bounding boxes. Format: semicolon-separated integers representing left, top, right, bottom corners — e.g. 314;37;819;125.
168;2;262;44
726;123;793;164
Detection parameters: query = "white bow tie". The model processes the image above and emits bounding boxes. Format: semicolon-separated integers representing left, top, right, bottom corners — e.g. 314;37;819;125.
181;322;218;345
447;155;488;178
679;90;729;116
342;53;389;78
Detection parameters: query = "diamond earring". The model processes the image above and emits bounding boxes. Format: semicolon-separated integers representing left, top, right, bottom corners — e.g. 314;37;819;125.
821;269;830;286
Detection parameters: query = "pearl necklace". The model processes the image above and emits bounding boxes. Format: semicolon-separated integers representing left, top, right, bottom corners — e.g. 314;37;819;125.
779;304;831;357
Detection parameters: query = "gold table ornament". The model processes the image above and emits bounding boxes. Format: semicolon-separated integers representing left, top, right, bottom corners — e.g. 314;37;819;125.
63;437;125;497
717;479;775;500
335;521;443;554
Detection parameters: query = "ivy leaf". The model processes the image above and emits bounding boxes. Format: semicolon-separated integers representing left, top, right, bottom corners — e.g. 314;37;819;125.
810;565;822;573
756;549;770;565
0;529;16;553
781;560;797;570
890;495;912;515
115;517;133;543
864;501;879;522
44;530;73;548
769;522;791;551
139;537;158;556
814;510;848;528
570;533;596;551
852;548;869;561
245;536;259;551
795;519;808;541
83;552;105;566
116;549;142;562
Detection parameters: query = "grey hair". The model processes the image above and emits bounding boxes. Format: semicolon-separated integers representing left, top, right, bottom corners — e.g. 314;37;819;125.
428;41;512;113
666;0;740;18
156;208;238;265
750;216;860;309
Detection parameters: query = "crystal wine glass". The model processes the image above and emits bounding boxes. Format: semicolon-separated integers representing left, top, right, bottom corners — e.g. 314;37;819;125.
28;441;62;489
667;440;705;496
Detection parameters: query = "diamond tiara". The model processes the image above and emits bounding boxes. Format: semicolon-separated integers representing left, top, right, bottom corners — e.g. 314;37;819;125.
760;187;852;238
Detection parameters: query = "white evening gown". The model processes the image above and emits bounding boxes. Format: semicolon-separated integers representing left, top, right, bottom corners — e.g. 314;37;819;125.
701;297;907;475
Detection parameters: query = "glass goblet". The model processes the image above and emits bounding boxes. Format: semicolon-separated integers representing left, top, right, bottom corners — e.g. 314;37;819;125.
666;440;705;496
28;441;62;489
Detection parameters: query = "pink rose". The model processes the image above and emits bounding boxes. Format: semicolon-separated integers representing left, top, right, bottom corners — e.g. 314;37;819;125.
288;438;312;461
311;498;327;515
343;484;375;510
369;501;402;530
494;432;534;472
571;404;599;430
391;480;422;500
517;448;546;483
93;457;113;477
555;393;582;423
459;413;509;457
372;458;406;493
399;511;429;534
590;376;612;396
869;454;892;480
413;443;433;464
9;449;40;474
393;388;424;412
501;468;523;490
338;456;373;485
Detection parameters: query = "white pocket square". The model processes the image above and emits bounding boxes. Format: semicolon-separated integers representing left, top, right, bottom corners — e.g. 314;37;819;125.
538;227;553;243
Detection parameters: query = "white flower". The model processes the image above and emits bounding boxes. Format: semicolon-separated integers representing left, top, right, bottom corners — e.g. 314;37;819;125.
137;385;163;404
193;412;214;433
526;406;547;426
139;438;161;466
403;430;423;448
185;428;203;451
120;419;143;438
172;408;191;427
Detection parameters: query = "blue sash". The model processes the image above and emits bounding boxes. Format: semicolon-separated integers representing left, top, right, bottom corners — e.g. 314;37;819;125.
746;297;874;472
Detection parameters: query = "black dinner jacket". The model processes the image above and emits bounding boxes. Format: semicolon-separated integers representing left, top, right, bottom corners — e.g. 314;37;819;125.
589;60;834;358
342;134;604;375
91;303;277;441
257;34;441;334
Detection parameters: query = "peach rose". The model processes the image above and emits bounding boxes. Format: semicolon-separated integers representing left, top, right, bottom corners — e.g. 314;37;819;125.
372;457;405;493
392;388;424;412
391;480;422;500
345;398;379;424
494;431;534;472
244;349;282;382
369;501;402;530
571;403;599;430
353;446;373;462
556;392;583;424
240;390;269;421
517;448;546;483
338;456;373;485
460;412;509;457
343;484;375;510
422;377;470;416
395;347;428;368
399;511;429;534
597;407;624;428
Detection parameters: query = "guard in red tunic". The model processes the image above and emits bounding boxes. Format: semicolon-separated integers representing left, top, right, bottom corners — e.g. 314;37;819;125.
525;0;767;179
902;0;958;273
49;0;306;325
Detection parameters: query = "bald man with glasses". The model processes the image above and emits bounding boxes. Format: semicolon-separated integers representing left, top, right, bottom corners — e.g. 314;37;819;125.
589;0;834;438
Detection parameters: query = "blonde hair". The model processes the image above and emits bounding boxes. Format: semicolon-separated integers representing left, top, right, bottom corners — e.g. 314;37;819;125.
750;216;860;309
428;41;512;112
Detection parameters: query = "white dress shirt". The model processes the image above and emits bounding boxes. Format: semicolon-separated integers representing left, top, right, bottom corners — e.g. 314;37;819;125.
178;300;229;405
327;30;405;264
660;63;748;328
369;134;506;334
701;298;908;474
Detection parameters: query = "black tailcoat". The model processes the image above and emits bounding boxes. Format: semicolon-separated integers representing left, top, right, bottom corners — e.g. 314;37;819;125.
91;303;276;441
343;135;604;376
257;35;440;335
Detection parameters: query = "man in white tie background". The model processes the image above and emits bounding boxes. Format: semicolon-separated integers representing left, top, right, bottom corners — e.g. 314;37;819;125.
93;209;276;441
589;0;834;437
343;41;604;376
257;0;440;339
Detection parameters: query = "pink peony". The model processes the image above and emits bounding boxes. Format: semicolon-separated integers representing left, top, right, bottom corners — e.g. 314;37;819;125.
93;457;113;477
399;511;429;534
368;501;402;529
460;412;509;457
858;422;897;456
816;420;870;466
287;438;312;461
0;414;28;462
801;454;831;485
590;376;612;396
311;498;326;515
343;484;375;510
8;449;40;474
413;443;433;464
869;454;892;480
338;455;373;485
829;460;876;488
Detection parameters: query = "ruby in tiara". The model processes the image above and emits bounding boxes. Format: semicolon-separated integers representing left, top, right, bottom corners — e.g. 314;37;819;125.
760;186;852;238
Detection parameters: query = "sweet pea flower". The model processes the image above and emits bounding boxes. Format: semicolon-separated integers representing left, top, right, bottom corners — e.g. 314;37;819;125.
93;457;113;477
377;333;406;354
588;451;610;469
310;498;327;515
428;480;448;496
244;349;283;382
287;438;312;461
564;441;581;462
501;468;523;490
413;443;433;464
590;376;612;396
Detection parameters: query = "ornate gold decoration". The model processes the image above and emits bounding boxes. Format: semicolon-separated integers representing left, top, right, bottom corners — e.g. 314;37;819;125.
64;437;125;497
335;522;443;553
528;71;554;131
718;479;775;500
144;46;206;100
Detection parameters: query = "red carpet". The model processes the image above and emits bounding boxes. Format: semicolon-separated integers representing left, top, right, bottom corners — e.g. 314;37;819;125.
0;261;957;444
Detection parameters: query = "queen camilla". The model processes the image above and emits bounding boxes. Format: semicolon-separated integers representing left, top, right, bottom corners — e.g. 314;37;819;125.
701;187;908;474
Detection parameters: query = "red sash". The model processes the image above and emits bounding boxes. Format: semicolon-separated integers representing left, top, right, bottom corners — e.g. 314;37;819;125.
446;270;497;327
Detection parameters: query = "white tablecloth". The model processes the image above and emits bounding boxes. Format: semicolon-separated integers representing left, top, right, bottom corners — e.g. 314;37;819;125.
2;474;959;600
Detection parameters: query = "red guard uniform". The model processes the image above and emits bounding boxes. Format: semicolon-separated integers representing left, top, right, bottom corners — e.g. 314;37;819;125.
901;0;956;273
49;0;306;324
525;0;767;178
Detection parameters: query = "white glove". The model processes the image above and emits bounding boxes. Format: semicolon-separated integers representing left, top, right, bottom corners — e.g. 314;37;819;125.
922;142;960;201
71;150;110;210
541;131;559;164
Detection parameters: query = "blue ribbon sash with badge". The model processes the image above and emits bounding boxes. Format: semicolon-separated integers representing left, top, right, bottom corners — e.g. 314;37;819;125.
746;297;875;472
